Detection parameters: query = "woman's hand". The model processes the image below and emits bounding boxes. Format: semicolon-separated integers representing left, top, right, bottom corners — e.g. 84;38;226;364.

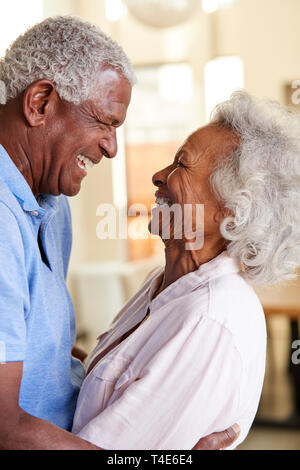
192;424;240;450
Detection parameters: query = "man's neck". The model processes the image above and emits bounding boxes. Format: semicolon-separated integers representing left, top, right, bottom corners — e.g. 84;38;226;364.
0;101;37;196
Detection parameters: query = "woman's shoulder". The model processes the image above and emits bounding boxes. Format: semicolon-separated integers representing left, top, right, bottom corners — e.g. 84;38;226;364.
208;272;265;321
207;272;267;361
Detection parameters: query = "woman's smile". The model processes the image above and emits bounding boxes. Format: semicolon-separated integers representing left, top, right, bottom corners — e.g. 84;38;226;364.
154;190;173;207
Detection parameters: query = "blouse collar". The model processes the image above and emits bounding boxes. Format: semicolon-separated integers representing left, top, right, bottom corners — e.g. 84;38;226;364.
148;250;241;311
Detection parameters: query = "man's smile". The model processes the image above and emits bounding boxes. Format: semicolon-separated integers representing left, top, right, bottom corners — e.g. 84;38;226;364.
75;154;103;177
76;155;95;168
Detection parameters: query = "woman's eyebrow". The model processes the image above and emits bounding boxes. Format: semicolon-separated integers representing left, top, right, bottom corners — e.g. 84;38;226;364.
175;150;186;162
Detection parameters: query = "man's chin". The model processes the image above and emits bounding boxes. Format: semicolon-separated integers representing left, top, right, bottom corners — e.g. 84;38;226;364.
60;182;82;197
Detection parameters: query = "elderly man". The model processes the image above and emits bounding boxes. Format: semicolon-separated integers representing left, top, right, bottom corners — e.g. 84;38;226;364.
0;16;239;450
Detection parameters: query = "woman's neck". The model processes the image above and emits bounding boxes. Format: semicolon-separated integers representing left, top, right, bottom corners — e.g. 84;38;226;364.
153;237;226;299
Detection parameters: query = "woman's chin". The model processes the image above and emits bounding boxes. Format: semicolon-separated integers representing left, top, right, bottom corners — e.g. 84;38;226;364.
148;218;162;238
149;205;173;238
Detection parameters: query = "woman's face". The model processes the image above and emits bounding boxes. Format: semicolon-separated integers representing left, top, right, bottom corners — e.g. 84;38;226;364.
150;124;238;246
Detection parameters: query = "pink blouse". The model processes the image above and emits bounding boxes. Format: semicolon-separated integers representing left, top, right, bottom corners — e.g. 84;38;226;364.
72;251;267;449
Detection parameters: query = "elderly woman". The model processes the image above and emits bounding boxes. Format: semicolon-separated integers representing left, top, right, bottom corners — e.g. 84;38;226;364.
72;91;300;449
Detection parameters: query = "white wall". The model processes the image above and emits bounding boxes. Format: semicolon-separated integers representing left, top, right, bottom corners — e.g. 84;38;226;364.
43;0;74;17
0;0;43;56
214;0;300;102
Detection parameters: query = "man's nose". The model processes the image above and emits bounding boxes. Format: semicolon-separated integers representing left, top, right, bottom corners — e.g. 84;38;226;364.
100;127;118;159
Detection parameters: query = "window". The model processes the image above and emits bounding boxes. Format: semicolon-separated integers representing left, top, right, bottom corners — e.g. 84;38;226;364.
204;56;244;121
125;63;195;260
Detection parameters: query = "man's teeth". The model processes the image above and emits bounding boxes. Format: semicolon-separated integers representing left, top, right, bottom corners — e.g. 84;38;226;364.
155;197;172;207
77;155;94;169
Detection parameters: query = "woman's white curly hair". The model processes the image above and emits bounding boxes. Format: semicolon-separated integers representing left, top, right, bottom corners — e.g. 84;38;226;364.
0;15;136;105
210;90;300;285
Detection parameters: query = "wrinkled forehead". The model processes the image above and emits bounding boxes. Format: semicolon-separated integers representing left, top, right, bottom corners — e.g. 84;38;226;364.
92;66;132;100
183;124;239;165
88;67;132;124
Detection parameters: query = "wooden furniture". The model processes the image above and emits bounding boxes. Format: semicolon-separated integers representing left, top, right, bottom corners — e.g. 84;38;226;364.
255;279;300;320
254;278;300;428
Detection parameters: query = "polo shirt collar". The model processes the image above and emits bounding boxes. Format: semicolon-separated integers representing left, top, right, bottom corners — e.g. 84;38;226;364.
0;144;44;213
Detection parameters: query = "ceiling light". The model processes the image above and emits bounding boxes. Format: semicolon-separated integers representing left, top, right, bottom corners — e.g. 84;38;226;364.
202;0;238;14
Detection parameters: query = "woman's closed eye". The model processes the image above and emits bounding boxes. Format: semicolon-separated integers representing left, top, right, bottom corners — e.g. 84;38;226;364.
174;151;187;168
176;160;186;168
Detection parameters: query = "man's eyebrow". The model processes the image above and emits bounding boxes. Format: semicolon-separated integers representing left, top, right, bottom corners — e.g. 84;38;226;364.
92;111;114;125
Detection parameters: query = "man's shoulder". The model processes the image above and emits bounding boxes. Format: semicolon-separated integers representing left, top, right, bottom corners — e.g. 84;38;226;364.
0;181;25;234
0;179;22;214
0;186;26;259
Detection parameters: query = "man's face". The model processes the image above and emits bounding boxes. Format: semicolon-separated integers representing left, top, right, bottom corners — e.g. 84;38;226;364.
38;67;132;196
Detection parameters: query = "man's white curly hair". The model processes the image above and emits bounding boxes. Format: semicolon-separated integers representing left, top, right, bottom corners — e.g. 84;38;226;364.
0;15;136;105
210;90;300;285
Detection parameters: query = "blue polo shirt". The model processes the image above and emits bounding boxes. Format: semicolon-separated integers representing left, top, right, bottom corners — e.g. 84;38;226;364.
0;144;85;430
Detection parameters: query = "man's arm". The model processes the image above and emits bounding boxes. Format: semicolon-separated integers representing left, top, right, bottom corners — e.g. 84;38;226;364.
0;362;100;450
0;362;239;450
193;424;240;450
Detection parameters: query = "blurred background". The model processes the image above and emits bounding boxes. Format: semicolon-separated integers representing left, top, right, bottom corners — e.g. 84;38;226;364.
1;0;300;450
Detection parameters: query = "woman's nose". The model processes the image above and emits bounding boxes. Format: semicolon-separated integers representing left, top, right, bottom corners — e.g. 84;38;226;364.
152;165;171;187
152;169;165;187
100;127;118;159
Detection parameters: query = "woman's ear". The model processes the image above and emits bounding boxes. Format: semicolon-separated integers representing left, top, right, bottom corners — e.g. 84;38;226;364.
214;204;233;224
23;79;57;127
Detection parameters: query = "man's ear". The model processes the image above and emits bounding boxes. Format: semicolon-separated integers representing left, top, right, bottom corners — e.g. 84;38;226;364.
23;79;58;127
